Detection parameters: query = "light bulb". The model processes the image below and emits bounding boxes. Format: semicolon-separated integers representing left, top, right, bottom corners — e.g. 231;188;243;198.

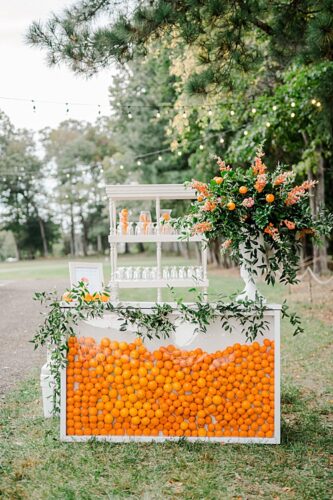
230;110;235;116
291;102;295;107
251;108;256;114
291;112;295;118
137;160;142;166
311;99;316;105
158;155;162;161
272;105;277;111
199;145;204;150
266;122;271;128
316;101;321;107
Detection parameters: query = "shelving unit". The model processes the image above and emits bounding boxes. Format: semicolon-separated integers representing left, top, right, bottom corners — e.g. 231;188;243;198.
106;184;209;302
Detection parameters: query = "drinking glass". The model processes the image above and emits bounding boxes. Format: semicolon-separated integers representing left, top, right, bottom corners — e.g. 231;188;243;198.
178;266;187;279
133;267;142;280
162;267;169;280
195;267;203;280
160;209;172;234
139;211;152;235
142;267;150;280
170;266;178;279
125;267;133;280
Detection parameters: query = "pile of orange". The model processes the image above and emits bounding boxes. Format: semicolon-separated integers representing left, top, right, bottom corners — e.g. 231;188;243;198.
66;336;275;439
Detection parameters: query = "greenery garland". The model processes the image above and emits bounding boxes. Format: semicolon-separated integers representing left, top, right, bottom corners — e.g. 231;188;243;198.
32;282;303;414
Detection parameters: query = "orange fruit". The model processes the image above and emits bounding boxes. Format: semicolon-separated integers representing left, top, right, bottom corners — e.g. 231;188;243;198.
227;202;236;211
266;194;275;203
214;177;223;185
239;186;248;194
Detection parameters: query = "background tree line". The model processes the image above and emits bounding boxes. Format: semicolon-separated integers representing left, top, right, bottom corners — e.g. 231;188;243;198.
0;0;332;270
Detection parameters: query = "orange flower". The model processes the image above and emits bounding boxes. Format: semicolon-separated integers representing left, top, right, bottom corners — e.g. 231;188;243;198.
254;174;267;193
264;223;281;242
273;172;294;186
214;156;232;172
284;220;296;230
192;221;213;234
285;180;317;206
252;156;267;175
202;200;217;212
192;179;209;197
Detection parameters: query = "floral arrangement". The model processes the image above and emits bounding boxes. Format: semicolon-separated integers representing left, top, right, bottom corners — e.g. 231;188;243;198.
175;149;332;285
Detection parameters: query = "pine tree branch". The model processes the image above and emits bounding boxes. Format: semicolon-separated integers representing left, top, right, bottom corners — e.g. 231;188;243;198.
251;18;274;36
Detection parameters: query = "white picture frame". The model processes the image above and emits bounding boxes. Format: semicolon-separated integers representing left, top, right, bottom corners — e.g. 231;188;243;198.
68;262;104;294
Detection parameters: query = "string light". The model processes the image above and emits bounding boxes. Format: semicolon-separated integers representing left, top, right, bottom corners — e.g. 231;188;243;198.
230;110;235;116
291;102;295;107
311;99;316;105
177;151;182;156
291;112;295;118
156;110;161;118
137;160;142;166
243;130;248;136
219;137;225;144
66;173;70;178
199;145;204;150
208;109;213;116
251;108;256;114
316;101;321;107
266;122;271;128
272;105;277;111
120;165;124;170
158;155;162;161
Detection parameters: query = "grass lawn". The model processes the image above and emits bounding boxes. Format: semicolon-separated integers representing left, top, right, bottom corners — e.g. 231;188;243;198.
1;263;332;499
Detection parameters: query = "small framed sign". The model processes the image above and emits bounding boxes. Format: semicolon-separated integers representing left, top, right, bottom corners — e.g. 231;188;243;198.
69;262;104;293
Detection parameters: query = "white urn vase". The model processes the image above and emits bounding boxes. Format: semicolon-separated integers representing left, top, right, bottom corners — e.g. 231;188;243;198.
236;236;266;303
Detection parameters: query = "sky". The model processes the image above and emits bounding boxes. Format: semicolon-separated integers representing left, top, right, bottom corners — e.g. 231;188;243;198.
0;0;114;131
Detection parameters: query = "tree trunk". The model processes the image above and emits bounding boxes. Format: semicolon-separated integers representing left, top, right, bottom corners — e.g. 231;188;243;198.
70;203;75;256
12;234;21;260
301;133;328;274
38;217;49;257
79;212;88;257
308;151;328;274
97;234;102;253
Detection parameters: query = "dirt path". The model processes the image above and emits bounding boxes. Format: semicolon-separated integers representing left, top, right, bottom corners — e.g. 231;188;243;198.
0;279;67;397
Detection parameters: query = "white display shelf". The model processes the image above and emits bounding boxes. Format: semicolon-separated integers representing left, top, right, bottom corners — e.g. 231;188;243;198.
108;234;204;243
106;183;208;302
108;279;209;289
